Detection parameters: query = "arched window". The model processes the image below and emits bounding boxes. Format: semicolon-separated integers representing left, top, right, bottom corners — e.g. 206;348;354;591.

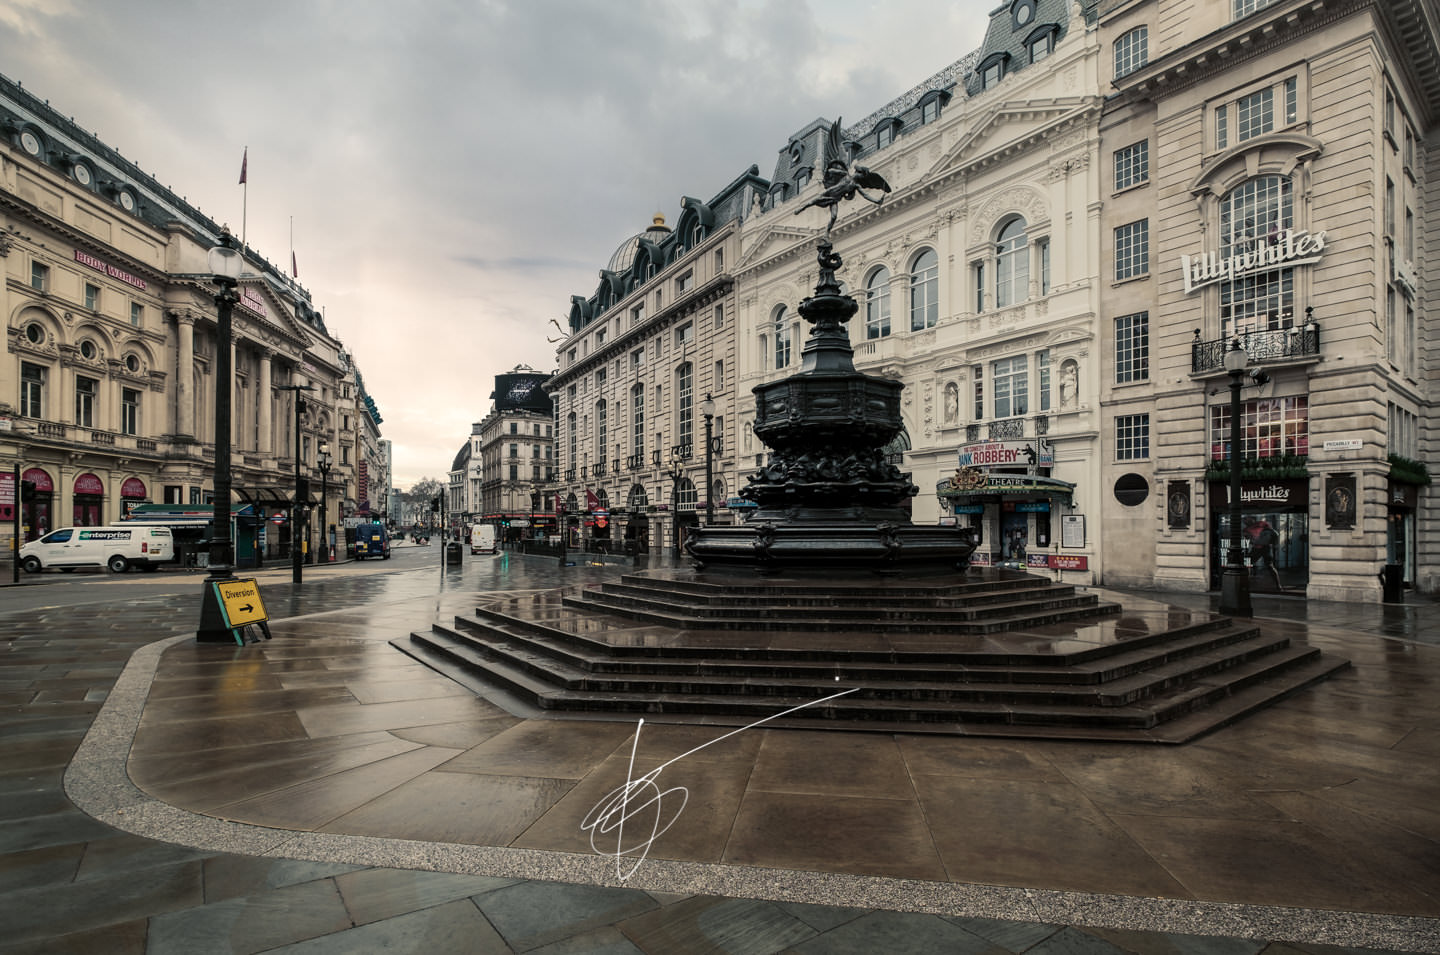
1220;175;1294;338
1115;26;1148;79
774;306;792;368
595;400;607;466
865;267;892;339
676;362;694;453
909;250;939;331
631;383;645;462
996;217;1030;308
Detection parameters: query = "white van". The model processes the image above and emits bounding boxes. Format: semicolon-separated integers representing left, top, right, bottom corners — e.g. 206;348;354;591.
470;524;497;555
19;525;174;574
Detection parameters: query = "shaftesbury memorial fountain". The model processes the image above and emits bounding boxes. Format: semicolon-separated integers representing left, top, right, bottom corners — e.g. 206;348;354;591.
401;124;1346;742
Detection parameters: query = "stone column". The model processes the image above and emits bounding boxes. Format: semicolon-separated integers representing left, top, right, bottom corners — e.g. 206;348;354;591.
173;310;196;437
258;349;274;455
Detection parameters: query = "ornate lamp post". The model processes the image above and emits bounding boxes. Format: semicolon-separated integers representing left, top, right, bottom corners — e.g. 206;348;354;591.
701;394;716;526
1219;340;1254;617
277;382;315;584
667;446;686;555
197;228;243;642
317;441;332;563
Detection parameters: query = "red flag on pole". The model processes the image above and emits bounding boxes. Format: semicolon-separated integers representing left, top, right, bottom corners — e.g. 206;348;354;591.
291;251;298;278
238;147;248;185
585;488;600;511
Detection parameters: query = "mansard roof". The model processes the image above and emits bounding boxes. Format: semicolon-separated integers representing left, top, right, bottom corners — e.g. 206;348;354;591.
0;70;326;333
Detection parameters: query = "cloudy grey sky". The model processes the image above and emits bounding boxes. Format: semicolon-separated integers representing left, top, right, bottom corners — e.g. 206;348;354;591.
0;0;992;487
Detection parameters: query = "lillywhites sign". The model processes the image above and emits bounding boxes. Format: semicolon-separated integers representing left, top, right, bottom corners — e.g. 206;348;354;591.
958;440;1053;469
1180;229;1326;294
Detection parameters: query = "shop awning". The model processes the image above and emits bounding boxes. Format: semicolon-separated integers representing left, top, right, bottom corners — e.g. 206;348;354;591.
935;470;1076;502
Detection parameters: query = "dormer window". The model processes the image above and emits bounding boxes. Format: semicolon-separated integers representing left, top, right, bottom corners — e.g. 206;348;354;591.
918;91;950;126
873;118;902;150
1027;28;1056;63
979;55;1009;90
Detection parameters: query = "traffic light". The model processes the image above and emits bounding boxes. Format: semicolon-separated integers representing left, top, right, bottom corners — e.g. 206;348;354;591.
430;496;440;513
20;480;36;502
296;477;310;501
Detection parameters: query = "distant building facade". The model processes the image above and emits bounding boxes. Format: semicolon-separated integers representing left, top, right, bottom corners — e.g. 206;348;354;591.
479;366;555;541
0;73;383;566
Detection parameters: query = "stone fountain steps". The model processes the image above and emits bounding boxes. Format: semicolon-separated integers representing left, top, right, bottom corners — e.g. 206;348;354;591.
397;621;1342;742
563;582;1117;634
394;571;1349;742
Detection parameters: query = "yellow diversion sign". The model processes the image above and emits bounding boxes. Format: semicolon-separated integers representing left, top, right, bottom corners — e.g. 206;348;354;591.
213;578;269;628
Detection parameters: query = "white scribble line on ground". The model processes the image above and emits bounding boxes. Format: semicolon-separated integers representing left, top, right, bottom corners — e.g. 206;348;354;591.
579;687;860;880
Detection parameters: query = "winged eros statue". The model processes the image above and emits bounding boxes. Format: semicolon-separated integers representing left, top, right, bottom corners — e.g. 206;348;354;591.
793;118;892;234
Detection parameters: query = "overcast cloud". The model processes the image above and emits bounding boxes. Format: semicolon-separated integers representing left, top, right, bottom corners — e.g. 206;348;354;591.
0;0;991;486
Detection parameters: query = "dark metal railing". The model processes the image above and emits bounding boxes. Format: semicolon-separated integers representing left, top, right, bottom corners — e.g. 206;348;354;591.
1192;324;1320;373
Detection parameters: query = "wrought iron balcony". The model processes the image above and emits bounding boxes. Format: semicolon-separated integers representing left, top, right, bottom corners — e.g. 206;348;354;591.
627;453;645;471
988;417;1025;439
1192;320;1320;374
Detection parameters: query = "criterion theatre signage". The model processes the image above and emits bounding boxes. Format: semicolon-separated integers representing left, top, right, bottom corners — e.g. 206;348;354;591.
957;439;1054;470
1180;228;1326;294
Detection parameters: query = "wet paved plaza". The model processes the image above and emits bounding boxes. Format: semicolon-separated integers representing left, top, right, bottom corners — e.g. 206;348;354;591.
3;551;1439;953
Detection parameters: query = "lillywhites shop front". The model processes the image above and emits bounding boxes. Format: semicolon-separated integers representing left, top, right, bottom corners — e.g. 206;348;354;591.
1207;479;1309;595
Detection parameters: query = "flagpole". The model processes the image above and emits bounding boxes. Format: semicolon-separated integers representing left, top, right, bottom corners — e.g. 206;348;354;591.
239;146;248;246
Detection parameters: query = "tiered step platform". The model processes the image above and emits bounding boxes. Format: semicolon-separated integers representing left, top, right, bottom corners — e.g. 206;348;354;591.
394;568;1348;743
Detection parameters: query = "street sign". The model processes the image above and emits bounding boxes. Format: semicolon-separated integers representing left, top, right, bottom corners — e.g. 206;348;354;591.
213;578;269;628
1322;439;1363;451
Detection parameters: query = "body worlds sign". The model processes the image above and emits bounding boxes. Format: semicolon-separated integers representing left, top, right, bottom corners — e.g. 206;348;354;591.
1180;229;1326;294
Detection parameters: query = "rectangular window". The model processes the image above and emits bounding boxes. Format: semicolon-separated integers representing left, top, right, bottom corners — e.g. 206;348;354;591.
1114;140;1149;191
973;263;985;313
631;348;645;369
676;324;693;347
714;359;724;391
510;443;519;458
1236;87;1274;142
1389;403;1419;458
972;366;984;420
20;362;44;417
1405;126;1416;171
1210;397;1308;459
1116;414;1150;460
121;388;140;436
1114;220;1149;280
1284;77;1297;124
84;283;100;310
1037;350;1051;412
1216;105;1228;151
714;304;724;328
130;302;143;327
1233;0;1278;17
1384;88;1396;141
75;375;98;428
677;364;693;452
1039;239;1051;296
510;421;519;434
992;355;1028;419
1385;178;1395;237
677;272;694;294
1114;312;1150;383
631;303;645;326
714;248;724;271
31;261;49;291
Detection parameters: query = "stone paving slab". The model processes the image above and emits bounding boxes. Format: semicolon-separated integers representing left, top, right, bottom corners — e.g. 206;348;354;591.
4;559;1439;953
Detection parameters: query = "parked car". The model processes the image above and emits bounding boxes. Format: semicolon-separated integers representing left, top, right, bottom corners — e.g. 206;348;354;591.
20;525;174;574
352;522;391;560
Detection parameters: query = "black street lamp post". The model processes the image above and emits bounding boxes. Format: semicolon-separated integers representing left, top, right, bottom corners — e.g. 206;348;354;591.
277;382;315;584
557;491;568;567
197;229;243;642
1218;340;1267;617
701;394;716;526
667;447;686;555
317;441;332;563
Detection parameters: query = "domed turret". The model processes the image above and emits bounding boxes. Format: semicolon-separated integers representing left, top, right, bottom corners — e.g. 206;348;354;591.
605;213;671;273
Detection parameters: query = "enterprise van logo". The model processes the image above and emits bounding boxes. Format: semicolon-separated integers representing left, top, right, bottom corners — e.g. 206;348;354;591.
78;530;131;541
